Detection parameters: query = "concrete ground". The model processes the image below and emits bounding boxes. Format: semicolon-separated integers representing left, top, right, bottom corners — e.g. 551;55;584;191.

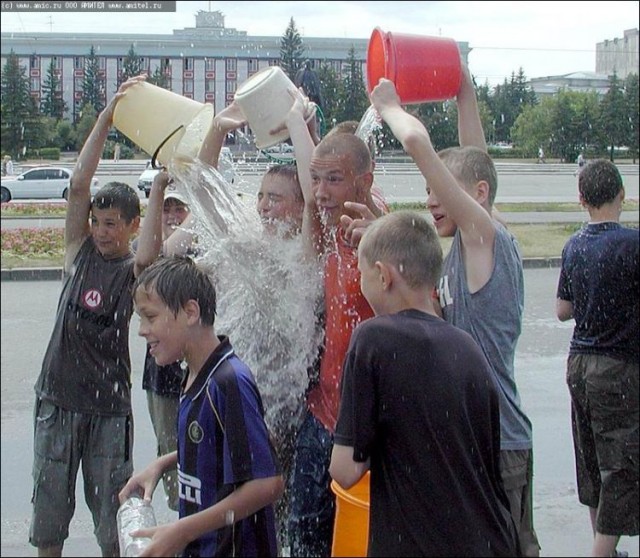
1;270;638;557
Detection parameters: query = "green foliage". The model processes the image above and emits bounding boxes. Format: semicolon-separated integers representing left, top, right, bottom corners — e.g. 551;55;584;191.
40;58;67;120
280;18;305;82
120;44;143;85
1;50;36;159
54;119;77;150
624;73;639;162
82;45;105;115
39;147;61;159
416;101;458;151
334;46;369;124
317;64;342;125
147;65;171;89
599;72;627;161
75;103;98;148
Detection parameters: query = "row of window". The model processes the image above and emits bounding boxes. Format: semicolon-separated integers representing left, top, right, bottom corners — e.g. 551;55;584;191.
29;55;254;73
28;54;343;74
28;75;233;94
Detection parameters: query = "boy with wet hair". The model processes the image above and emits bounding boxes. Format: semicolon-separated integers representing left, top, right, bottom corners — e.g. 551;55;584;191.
330;210;518;556
120;255;284;557
29;74;165;558
371;73;539;556
556;159;639;557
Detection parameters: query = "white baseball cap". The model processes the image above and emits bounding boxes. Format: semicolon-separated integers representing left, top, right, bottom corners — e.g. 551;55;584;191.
164;188;189;206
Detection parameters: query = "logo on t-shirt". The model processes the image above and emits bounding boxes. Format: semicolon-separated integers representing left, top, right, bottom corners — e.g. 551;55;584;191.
188;420;204;444
82;289;102;310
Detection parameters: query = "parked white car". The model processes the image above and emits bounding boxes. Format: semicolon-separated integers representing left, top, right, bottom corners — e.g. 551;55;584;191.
137;147;237;198
0;166;100;203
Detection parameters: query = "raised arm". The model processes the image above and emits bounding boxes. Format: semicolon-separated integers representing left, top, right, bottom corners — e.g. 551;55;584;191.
280;89;323;258
65;74;146;271
371;79;495;251
197;101;246;168
134;170;170;276
457;63;488;151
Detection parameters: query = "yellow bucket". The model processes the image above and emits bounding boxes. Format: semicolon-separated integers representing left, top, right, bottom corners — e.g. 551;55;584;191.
330;471;370;557
113;81;214;167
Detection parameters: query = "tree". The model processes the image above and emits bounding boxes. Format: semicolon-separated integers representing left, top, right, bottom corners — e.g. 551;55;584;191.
548;89;581;162
334;46;369;124
598;72;627;161
279;17;305;82
512;101;553;157
623;73;639;163
147;65;170;89
75;103;98;148
317;63;342;129
416;101;458;151
40;58;67;120
82;45;105;115
1;50;37;159
120;44;143;85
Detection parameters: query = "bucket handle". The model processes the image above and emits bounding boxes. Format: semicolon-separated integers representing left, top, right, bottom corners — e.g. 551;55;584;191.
151;125;184;169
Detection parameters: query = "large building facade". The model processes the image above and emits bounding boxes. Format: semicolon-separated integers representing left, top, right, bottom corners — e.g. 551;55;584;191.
596;28;639;79
0;9;471;122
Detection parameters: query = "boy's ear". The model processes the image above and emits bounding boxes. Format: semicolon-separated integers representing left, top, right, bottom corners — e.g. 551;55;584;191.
475;180;490;205
183;299;201;325
355;171;374;200
130;215;141;234
375;260;392;290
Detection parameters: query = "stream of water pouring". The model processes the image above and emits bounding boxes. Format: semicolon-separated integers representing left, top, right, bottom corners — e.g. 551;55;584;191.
167;157;324;437
162;105;380;434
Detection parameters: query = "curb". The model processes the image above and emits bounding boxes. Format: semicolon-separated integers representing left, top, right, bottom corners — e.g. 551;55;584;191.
0;258;563;281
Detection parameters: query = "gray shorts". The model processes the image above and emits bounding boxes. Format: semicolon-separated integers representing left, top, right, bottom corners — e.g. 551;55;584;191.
29;398;133;550
500;449;540;557
567;353;639;536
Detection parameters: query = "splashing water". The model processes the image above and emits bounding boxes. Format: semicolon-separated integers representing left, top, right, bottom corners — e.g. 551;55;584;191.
356;105;383;145
168;157;324;437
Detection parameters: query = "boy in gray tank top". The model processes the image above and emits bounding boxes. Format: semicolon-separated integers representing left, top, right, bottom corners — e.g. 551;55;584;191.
371;66;539;556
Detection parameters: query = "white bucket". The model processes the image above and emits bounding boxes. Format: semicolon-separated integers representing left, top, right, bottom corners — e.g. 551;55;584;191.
234;66;303;150
113;81;214;167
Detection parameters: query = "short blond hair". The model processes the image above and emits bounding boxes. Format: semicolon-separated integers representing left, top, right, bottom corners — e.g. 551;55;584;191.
359;211;442;289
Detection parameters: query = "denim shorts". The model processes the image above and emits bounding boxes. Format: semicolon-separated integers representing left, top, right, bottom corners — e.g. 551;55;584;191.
287;410;335;557
29;398;133;550
567;353;639;536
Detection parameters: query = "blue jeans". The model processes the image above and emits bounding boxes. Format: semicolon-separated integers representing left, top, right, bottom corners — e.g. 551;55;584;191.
288;411;335;557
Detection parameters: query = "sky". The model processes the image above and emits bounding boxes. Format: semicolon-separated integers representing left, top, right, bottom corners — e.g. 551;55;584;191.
1;0;638;86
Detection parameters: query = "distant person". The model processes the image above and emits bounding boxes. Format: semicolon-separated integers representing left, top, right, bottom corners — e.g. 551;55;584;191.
574;152;586;176
113;142;121;163
556;159;639;558
371;70;540;556
538;146;545;164
3;155;14;176
28;74;163;558
119;255;284;557
330;210;518;556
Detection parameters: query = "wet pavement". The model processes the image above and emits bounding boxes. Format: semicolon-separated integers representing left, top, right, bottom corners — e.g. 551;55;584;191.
1;271;638;557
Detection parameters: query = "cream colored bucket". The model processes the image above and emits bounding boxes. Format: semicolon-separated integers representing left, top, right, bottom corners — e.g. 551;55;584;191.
113;81;214;167
234;66;302;150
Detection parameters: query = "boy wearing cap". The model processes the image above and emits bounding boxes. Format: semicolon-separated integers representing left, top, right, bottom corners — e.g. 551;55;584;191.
133;185;195;512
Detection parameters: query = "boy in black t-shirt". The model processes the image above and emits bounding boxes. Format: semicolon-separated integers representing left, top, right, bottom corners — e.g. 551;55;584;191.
330;210;518;556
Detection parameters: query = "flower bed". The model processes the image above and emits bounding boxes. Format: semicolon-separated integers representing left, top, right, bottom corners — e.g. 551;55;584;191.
1;227;65;258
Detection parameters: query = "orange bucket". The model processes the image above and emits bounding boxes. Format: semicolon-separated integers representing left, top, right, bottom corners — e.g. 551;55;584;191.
366;27;461;104
330;472;370;557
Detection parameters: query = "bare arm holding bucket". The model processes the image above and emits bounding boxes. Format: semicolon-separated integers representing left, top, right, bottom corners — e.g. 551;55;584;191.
456;63;488;152
197;101;246;168
65;74;146;271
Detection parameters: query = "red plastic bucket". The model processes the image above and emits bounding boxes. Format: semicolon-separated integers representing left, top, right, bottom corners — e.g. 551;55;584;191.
367;27;462;104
